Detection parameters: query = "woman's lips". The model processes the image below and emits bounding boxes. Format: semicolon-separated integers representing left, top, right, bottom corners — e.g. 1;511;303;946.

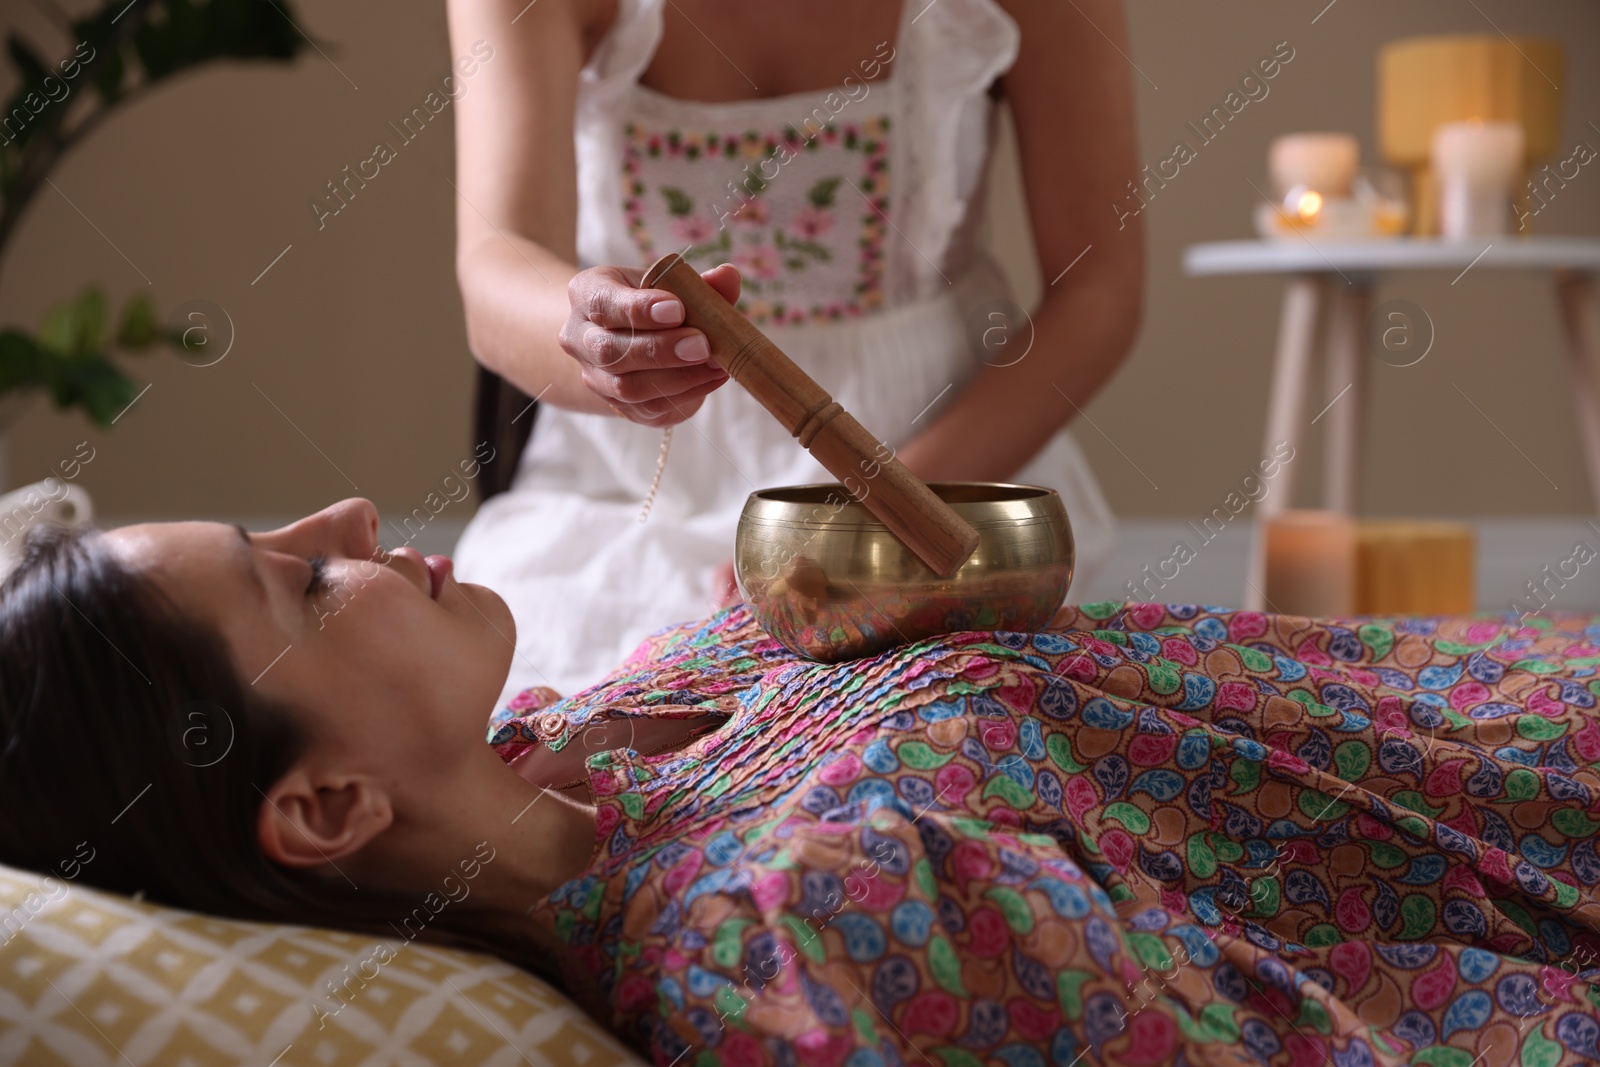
424;555;453;600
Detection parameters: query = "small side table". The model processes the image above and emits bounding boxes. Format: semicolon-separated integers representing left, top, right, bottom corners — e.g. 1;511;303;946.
1182;236;1600;611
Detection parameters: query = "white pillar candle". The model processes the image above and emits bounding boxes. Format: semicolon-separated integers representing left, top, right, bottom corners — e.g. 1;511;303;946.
1270;133;1360;199
1430;120;1524;239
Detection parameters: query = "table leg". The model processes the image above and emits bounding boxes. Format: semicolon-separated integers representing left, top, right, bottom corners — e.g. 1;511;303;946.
1556;272;1600;513
1246;275;1326;611
1322;282;1371;514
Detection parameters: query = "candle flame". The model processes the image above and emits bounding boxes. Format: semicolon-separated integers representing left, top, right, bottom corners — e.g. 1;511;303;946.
1295;190;1324;221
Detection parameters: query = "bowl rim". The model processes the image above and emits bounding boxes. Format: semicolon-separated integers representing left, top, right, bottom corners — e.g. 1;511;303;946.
741;481;1068;531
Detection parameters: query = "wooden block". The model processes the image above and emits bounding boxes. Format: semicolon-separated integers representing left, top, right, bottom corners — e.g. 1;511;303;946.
1355;520;1475;615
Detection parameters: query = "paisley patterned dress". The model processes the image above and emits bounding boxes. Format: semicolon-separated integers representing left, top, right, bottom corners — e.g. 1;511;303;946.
493;604;1600;1066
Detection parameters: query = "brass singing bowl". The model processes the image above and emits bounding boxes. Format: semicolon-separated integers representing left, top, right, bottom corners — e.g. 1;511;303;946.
734;482;1075;662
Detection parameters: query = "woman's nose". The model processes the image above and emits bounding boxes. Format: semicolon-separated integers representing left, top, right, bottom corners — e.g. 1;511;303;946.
266;498;380;559
326;498;381;560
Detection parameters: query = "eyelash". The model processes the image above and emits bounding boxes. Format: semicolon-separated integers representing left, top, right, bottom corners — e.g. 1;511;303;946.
306;555;331;597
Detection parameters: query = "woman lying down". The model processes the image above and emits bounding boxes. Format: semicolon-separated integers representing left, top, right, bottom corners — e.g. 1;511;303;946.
3;498;1599;1066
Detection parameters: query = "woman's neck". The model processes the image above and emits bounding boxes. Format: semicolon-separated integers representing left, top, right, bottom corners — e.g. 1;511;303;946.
478;777;598;911
379;750;599;956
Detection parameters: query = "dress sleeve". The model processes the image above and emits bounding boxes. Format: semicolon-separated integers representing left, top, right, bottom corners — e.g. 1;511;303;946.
579;0;664;100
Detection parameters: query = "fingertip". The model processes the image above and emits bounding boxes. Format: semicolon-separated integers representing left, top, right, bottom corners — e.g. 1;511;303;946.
649;297;684;325
674;334;711;363
703;263;742;304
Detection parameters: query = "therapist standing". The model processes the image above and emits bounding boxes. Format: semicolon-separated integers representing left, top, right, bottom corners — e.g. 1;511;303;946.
446;0;1144;702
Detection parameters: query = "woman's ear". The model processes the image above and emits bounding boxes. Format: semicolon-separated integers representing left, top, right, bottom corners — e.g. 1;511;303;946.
257;767;393;869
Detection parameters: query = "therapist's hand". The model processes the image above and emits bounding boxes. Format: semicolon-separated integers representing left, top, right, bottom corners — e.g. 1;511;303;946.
560;263;741;427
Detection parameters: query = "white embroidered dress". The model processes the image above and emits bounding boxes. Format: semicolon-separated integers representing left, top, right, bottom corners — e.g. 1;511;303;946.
455;0;1117;701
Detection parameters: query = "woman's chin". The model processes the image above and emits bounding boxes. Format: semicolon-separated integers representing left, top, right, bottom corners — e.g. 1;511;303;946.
465;583;518;673
453;581;514;630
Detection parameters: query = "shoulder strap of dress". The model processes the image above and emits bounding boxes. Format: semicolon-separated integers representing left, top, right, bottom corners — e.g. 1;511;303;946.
900;0;1019;80
581;0;666;98
889;0;1020;298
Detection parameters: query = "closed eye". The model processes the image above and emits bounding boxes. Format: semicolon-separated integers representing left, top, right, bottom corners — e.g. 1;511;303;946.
306;554;331;597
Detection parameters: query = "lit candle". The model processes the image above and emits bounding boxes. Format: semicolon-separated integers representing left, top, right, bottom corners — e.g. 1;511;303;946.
1430;120;1524;239
1269;133;1360;199
1263;510;1356;616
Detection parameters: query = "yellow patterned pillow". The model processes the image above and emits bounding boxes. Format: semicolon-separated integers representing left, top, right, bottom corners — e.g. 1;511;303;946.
0;863;643;1067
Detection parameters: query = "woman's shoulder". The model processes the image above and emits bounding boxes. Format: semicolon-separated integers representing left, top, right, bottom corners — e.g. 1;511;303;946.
473;0;621;68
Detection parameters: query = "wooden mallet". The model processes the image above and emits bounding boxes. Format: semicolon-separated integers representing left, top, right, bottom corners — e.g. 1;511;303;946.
641;253;980;577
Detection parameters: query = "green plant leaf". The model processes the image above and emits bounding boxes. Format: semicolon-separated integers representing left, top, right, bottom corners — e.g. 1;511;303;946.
163;0;207;67
133;18;179;80
90;34;126;103
2;33;68;152
7;35;49;87
125;0;303;85
116;293;159;349
0;289;151;427
39;288;107;357
0;0;312;433
0;329;47;391
204;0;304;59
47;350;137;427
71;287;107;355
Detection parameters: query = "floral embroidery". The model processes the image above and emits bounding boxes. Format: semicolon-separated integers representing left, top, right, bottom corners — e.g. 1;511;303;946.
622;118;891;326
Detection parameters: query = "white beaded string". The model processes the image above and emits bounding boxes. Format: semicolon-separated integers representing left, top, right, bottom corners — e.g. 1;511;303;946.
637;425;673;522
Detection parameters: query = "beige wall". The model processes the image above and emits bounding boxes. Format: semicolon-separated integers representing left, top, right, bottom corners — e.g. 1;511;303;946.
3;0;1598;525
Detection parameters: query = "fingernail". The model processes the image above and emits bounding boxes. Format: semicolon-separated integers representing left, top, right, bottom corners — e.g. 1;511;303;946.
675;335;710;362
650;299;684;324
